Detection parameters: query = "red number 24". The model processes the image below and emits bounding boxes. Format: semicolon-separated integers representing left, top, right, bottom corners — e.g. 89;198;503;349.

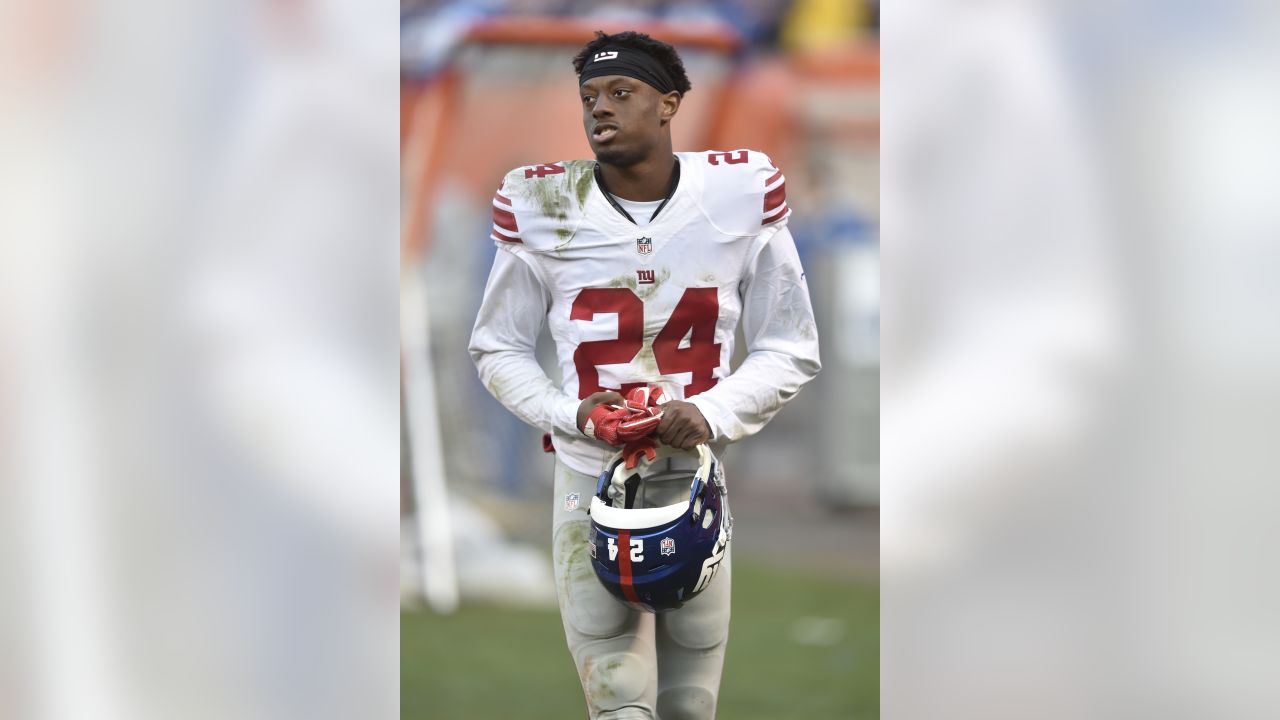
571;287;721;399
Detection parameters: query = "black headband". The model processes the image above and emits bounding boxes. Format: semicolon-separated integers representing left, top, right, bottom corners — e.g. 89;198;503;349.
578;45;678;95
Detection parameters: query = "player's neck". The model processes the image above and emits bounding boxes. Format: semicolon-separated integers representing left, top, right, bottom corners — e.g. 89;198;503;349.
598;152;676;202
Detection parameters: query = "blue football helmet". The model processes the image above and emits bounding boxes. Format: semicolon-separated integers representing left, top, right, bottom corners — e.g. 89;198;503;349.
588;444;732;613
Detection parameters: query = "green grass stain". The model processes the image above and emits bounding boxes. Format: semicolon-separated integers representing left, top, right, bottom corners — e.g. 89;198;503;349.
519;174;568;221
632;344;661;380
488;373;510;407
572;162;594;207
516;161;596;242
634;267;670;302
605;274;636;290
556;521;594;586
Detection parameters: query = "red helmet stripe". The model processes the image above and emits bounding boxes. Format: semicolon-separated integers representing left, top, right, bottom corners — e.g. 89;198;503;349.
617;530;641;605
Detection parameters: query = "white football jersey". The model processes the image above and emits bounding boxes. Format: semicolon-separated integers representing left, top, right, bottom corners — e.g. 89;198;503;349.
474;149;816;475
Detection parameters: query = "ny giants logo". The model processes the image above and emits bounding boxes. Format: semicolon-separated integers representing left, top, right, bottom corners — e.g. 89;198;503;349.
637;269;655;285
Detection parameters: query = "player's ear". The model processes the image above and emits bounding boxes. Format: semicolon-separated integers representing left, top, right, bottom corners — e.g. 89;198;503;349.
659;92;680;125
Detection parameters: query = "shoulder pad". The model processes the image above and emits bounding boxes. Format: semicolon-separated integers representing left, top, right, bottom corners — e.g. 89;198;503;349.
489;160;595;250
684;150;790;236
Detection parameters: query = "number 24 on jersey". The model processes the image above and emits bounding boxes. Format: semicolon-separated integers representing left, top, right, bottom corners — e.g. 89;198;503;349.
571;287;721;399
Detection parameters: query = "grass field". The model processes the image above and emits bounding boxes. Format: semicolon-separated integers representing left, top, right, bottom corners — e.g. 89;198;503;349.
402;560;878;719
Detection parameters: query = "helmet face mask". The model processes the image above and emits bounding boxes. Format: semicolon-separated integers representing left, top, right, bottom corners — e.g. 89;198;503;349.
587;444;732;613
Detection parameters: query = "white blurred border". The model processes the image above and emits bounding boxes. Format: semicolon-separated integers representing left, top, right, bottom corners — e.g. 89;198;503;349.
883;1;1280;717
2;1;400;718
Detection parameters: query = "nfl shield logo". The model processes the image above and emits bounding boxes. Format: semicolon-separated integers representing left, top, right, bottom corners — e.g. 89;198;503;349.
636;237;653;255
660;537;675;556
564;492;580;512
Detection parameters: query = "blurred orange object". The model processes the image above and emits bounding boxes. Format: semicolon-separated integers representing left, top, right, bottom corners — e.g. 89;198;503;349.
401;19;742;260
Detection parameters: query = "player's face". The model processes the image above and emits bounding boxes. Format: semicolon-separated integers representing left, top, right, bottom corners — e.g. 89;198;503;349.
580;76;677;167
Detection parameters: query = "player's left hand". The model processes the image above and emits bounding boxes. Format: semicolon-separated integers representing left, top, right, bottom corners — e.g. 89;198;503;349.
656;401;713;450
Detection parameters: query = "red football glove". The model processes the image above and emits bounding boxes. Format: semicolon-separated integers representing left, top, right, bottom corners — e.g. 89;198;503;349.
581;386;665;447
583;404;662;446
617;385;663;442
625;385;664;412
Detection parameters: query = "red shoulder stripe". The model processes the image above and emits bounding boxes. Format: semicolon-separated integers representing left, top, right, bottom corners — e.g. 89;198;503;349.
765;168;784;186
493;191;512;207
762;202;790;225
763;179;787;214
490;232;522;244
492;204;519;233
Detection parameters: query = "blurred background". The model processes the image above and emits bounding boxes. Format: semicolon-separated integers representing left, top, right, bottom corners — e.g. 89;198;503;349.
399;2;880;718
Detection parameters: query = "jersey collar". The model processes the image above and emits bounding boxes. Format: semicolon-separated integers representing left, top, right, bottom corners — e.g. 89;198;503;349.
593;156;682;225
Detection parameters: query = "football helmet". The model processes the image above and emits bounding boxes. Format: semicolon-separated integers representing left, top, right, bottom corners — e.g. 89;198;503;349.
588;443;732;613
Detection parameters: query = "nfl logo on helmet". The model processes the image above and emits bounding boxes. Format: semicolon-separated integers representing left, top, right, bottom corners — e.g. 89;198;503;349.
660;537;675;556
636;237;653;255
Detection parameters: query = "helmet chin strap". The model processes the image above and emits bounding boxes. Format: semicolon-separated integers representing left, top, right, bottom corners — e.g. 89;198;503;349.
604;443;715;509
609;442;711;483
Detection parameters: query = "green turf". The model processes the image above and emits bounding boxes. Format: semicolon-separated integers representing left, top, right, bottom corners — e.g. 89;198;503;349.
402;561;878;719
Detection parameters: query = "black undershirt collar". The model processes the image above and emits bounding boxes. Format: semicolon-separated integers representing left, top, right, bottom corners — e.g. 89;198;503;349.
594;157;681;225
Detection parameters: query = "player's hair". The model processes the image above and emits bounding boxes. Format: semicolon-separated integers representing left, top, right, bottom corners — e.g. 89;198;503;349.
571;31;693;96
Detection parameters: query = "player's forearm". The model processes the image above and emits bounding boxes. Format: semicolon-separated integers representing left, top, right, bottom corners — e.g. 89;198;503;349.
468;245;578;433
472;350;580;435
687;346;820;443
688;225;821;443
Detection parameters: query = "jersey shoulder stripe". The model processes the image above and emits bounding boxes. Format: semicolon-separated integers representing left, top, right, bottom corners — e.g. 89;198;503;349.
762;165;788;226
490;161;594;251
491;186;521;243
680;149;792;235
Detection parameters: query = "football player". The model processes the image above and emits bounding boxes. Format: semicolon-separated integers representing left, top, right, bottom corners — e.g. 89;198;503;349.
468;30;821;720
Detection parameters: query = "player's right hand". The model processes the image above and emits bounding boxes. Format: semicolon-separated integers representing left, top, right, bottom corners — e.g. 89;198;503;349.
577;391;625;435
577;388;664;446
579;391;633;445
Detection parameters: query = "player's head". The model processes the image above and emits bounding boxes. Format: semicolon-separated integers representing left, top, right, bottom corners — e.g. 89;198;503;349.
572;31;692;167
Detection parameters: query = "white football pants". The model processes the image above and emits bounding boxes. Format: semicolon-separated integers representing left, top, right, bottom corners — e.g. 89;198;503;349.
551;456;732;720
